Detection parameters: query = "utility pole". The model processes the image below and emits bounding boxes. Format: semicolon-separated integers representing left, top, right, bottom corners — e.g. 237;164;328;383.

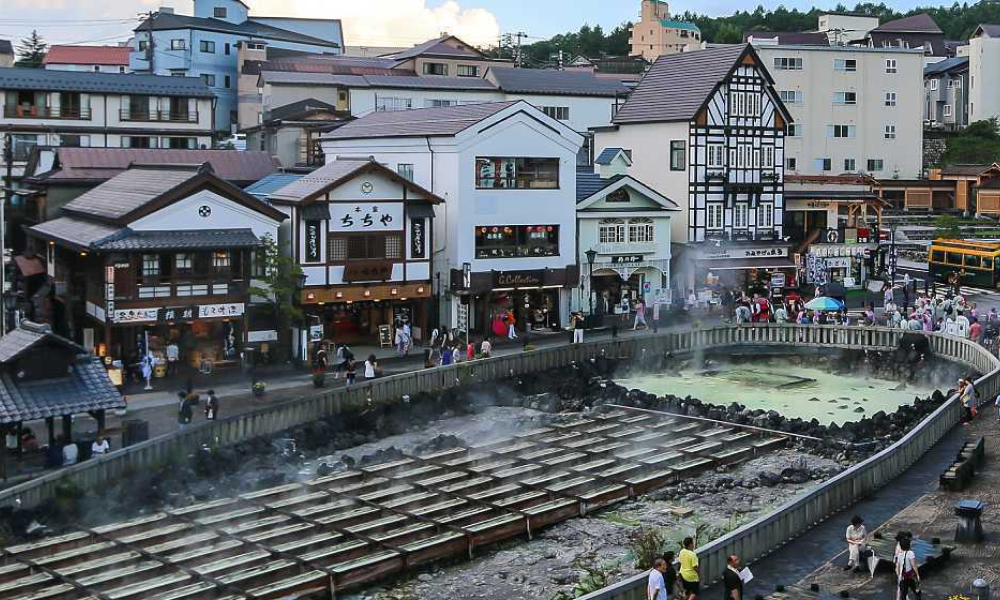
514;32;528;68
2;131;12;336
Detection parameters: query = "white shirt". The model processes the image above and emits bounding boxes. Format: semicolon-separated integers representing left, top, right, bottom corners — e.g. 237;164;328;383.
895;549;916;576
92;439;110;455
647;569;666;600
846;524;866;543
166;344;179;361
480;340;492;355
364;360;376;378
956;315;970;337
63;443;78;465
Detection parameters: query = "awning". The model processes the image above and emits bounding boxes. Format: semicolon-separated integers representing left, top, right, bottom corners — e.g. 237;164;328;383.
407;203;435;219
301;203;332;220
700;258;797;271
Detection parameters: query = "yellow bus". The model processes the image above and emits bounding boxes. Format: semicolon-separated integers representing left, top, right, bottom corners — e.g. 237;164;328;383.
928;239;1000;289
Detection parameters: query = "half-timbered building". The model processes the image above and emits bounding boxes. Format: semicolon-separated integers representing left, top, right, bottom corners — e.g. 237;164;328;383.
593;44;796;296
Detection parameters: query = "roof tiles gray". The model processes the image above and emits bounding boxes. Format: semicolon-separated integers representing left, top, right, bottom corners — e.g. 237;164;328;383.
95;229;261;251
322;101;518;141
34;148;279;185
0;67;214;98
873;13;942;33
613;45;747;124
29;216;121;249
489;67;629;97
389;36;483;60
62;167;202;222
245;172;306;201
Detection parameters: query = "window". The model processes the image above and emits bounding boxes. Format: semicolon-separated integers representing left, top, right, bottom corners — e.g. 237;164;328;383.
930;79;938;90
731;91;745;116
375;96;412;111
670;140;686;170
773;57;803;70
733;203;749;229
397;164;414;182
541;106;570;120
944;104;953;117
59;134;89;148
201;74;216;86
200;40;215;53
212;251;230;270
224;75;231;88
884;124;897;139
827;124;856;138
422;62;449;76
175;253;193;274
867;159;884;172
884;92;897;107
170;39;186;50
247;42;265;50
833;91;857;105
599;219;626;244
834;58;857;72
122;136;155;149
142;254;160;277
119;66;126;73
628;218;654;243
885;59;897;73
474;225;559;259
779;90;803;104
214;6;227;18
328;233;404;261
424;99;458;108
786;157;797;170
707;143;725;168
787;123;803;137
757;203;773;229
707;204;724;230
138;40;149;52
948;78;962;89
225;43;231;55
475;157;560;189
762;145;774;168
457;65;479;77
815;158;832;171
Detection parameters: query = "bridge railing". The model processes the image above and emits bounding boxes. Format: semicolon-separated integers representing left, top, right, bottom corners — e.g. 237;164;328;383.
0;325;992;516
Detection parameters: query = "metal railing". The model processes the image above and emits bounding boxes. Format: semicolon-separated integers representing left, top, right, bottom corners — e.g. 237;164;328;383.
118;109;199;123
3;105;92;120
0;325;993;527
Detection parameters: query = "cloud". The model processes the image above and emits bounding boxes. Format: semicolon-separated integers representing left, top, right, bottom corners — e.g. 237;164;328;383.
247;0;501;48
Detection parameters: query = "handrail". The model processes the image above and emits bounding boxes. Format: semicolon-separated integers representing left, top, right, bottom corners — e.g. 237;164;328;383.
0;325;993;521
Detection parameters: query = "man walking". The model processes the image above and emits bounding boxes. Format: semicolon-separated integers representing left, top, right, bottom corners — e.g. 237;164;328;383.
634;299;647;330
572;312;585;344
204;390;219;421
647;557;668;600
723;555;743;600
678;536;700;600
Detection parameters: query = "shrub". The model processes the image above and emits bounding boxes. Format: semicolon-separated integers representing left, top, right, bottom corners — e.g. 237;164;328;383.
629;526;666;570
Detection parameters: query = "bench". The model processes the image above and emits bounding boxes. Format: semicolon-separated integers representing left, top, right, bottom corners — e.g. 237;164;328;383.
940;436;985;491
867;534;954;574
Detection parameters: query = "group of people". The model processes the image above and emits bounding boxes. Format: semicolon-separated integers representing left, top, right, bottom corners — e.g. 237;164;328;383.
647;538;743;600
844;516;921;599
176;389;220;429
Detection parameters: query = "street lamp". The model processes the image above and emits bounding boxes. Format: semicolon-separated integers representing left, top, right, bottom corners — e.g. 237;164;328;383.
585;249;597;317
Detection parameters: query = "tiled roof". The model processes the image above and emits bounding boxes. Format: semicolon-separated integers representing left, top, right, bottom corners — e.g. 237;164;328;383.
0;40;11;55
29;216;121;249
941;164;994;176
322;101;518;141
873;13;942;33
43;45;130;66
62;166;208;222
0;322;86;363
33;148;279;185
137;12;340;48
95;228;261;251
577;168;612;201
269;98;341;121
363;74;497;90
613;45;747;124
924;56;968;76
488;67;629;97
269;159;443;205
245;172;307;201
974;24;1000;38
595;148;628;165
259;71;372;86
0;359;124;423
388;36;484;61
0;67;213;98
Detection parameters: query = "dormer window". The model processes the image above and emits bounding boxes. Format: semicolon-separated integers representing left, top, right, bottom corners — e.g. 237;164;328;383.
214;7;227;18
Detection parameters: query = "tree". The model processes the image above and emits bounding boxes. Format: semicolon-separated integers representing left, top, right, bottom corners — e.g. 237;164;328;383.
249;236;303;362
940;118;1000;166
934;214;962;240
15;30;47;68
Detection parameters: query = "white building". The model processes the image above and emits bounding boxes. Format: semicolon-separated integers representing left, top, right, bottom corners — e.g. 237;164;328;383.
0;67;216;181
321;101;584;336
817;13;880;46
968;24;1000;125
753;44;925;179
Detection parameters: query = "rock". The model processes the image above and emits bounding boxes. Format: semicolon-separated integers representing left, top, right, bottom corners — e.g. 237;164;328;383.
418;574;433;583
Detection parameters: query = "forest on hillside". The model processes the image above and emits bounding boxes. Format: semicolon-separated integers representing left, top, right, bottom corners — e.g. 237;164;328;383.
521;1;1000;65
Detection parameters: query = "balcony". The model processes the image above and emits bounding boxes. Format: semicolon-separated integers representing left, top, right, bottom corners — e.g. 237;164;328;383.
595;241;659;255
3;105;92;120
119;109;199;123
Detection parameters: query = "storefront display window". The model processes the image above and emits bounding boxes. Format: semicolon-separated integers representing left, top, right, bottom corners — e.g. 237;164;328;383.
475;157;560;189
475;225;559;259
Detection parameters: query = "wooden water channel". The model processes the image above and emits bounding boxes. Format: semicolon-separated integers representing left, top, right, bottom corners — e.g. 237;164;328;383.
0;411;788;599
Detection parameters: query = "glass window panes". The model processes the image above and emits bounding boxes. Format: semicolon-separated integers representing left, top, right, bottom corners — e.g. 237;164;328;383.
142;254;159;276
599;219;626;243
475;157;560;189
628;218;654;243
475;225;559;258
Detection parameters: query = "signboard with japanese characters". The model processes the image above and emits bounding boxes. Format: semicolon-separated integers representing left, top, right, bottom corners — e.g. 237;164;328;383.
410;219;426;259
159;306;197;323
702;246;789;260
305;221;322;262
329;203;403;232
198;303;245;319
610;255;644;265
113;308;159;324
343;262;393;282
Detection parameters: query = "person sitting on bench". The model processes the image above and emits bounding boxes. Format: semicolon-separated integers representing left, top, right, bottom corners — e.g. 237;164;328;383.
845;515;867;572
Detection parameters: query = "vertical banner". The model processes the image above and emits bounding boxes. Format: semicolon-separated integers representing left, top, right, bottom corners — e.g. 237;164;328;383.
305;221;321;262
410;218;426;259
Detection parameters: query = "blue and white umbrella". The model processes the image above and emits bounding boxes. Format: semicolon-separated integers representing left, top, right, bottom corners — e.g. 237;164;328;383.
804;296;845;311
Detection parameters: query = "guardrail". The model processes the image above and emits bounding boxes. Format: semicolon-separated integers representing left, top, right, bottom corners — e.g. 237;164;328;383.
577;326;999;600
0;325;993;519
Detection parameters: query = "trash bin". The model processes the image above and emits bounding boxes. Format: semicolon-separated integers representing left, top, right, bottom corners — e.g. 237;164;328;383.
121;420;149;447
955;499;985;543
973;578;990;600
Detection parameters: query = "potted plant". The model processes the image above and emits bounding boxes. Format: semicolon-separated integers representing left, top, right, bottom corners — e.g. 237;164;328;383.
252;381;267;397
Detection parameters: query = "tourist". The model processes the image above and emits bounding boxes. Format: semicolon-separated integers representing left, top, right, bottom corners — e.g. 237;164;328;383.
395;322;411;357
883;284;894;310
572;312;586;344
956;311;971;338
364;355;378;379
960;378;978;425
344;359;357;386
661;551;678;597
994;391;1000;422
61;438;78;466
907;313;922;331
166;340;180;377
634;299;647;330
204;390;219;421
864;304;876;327
441;345;453;366
895;537;921;600
844;515;867;572
736;301;751;325
141;353;155;391
451;345;462;364
774;302;788;324
91;435;110;456
723;555;743;600
623;295;633;321
480;337;493;358
889;309;902;329
313;345;328;376
971;301;979;320
647;557;668;600
678;537;700;600
841;309;851;327
466;341;475;361
429;326;440;349
970;318;983;344
507;309;518;340
178;393;195;430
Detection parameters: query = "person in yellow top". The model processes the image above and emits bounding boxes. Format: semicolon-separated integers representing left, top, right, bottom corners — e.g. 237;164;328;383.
678;536;700;600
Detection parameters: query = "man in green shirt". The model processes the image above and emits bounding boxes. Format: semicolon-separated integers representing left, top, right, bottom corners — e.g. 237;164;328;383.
678;536;700;600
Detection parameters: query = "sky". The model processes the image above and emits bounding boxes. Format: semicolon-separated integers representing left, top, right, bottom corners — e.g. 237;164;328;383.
0;0;936;50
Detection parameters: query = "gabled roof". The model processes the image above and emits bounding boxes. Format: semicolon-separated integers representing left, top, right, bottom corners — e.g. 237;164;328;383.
136;12;340;49
873;13;942;33
60;164;287;225
594;147;632;166
387;35;485;61
269;98;341;121
577;168;619;201
245;172;307;201
268;159;443;206
322;100;519;141
28;216;121;250
95;228;263;251
614;44;775;125
43;45;130;66
0;67;213;98
924;56;969;76
941;163;999;176
258;70;498;92
29;148;280;186
972;24;1000;38
0;321;86;364
487;67;629;97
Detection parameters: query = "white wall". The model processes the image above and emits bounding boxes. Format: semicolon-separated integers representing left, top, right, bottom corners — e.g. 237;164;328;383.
502;93;619;132
130;189;280;240
969;34;1000;123
45;64;129;73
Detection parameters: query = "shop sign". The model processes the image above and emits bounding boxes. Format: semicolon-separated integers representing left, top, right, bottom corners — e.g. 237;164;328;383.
457;303;469;332
826;257;852;268
112;308;159;324
823;229;843;244
610;255;644;265
304;221;322;262
199;303;244;319
770;273;786;288
702;246;788;260
329;203;403;232
493;270;544;288
411;219;426;259
344;262;393;282
248;330;278;343
844;228;858;244
308;325;324;342
856;228;871;244
159;306;196;323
